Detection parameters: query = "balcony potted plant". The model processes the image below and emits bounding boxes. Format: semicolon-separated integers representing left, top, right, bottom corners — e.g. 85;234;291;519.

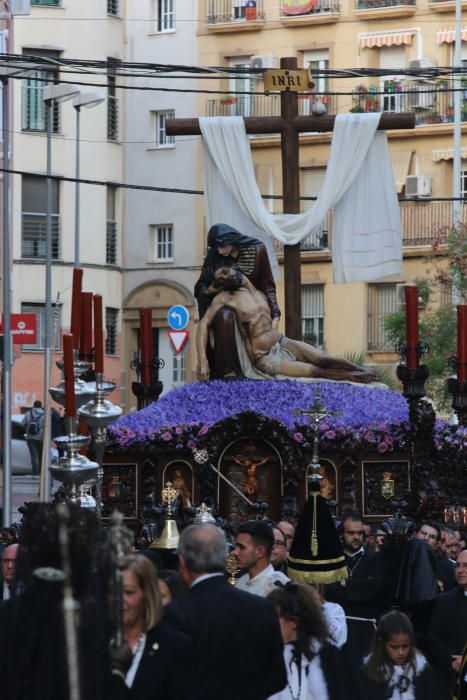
220;95;237;106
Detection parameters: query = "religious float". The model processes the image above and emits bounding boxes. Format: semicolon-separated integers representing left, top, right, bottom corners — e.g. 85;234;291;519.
101;374;466;528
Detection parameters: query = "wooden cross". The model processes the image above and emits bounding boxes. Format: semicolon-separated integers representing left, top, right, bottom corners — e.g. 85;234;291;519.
166;57;415;340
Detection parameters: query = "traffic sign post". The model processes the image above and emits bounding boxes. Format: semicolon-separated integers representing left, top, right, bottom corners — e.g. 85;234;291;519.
167;305;190;331
168;329;190;354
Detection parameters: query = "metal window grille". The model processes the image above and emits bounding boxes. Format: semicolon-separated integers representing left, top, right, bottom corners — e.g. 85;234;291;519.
368;284;398;350
301;285;324;346
21;213;61;259
105;308;118;356
21;302;61;351
155;110;175;147
22;71;60;132
439;281;453;309
107;0;119;15
107;95;119;141
153;225;173;261
106;220;118;265
173;351;186;385
158;0;175;31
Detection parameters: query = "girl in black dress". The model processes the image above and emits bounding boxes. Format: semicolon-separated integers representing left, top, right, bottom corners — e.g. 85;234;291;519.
358;610;439;700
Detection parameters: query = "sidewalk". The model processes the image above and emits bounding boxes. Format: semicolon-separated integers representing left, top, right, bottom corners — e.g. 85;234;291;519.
0;474;41;523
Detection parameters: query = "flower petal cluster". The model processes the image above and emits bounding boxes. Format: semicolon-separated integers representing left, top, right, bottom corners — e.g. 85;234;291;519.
107;380;419;452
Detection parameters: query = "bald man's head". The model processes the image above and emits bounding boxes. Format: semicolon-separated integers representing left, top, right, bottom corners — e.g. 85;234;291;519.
2;543;19;585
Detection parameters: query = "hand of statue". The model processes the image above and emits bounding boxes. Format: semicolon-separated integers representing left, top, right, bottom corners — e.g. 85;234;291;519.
197;360;210;381
451;656;461;672
272;316;280;331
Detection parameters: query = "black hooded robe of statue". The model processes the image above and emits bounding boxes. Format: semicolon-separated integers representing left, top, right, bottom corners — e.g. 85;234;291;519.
194;224;280;379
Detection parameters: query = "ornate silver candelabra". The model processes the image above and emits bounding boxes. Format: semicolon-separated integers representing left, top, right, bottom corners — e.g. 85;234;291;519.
79;372;122;518
49;416;99;505
51;350;97;408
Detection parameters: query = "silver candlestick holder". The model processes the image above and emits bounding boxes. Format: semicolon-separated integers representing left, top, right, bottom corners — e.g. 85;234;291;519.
52;350;97;409
49;416;99;506
79;372;122;518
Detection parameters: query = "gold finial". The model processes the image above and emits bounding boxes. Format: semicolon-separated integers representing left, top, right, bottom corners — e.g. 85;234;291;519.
226;552;240;586
161;481;178;516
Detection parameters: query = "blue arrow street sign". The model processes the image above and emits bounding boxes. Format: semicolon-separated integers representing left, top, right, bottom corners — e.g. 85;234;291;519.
167;305;190;331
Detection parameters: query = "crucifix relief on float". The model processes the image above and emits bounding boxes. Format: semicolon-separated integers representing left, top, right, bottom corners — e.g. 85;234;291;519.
166;57;415;341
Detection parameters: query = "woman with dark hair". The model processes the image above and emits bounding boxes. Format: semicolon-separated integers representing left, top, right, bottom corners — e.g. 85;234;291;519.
357;611;438;699
158;569;187;606
0;503;126;700
267;582;345;699
194;223;280;379
120;555;196;699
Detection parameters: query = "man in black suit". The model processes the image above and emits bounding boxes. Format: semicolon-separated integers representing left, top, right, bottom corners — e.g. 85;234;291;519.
163;524;287;700
428;548;467;698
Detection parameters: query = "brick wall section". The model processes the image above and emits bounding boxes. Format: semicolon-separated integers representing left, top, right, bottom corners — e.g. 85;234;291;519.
11;335;122;414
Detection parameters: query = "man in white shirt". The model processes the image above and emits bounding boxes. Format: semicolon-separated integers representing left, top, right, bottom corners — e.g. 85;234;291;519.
234;520;289;597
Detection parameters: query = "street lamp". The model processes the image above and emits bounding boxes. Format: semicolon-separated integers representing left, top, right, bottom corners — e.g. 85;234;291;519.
72;91;105;266
40;83;81;502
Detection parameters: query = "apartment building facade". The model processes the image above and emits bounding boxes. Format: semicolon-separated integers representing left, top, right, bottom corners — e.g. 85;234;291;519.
197;0;466;373
122;0;199;412
5;0;125;411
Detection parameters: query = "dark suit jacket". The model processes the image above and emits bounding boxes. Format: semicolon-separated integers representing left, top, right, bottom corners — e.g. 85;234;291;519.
163;575;287;700
130;625;196;700
428;586;467;670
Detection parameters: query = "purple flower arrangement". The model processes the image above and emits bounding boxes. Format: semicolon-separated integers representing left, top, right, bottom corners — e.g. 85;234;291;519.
107;379;424;453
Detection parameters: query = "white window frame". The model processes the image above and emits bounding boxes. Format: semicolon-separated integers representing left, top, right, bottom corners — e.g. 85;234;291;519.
150;224;174;262
21;302;62;351
301;285;324;348
173;350;186;385
156;0;175;32
153;110;175;148
461;159;467;200
229;56;252;117
379;46;406;114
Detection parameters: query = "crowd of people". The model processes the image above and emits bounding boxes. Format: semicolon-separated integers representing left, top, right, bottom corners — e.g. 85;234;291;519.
0;504;466;700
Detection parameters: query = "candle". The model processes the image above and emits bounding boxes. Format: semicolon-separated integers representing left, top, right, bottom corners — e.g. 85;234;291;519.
80;292;93;361
457;304;467;381
139;308;153;385
405;286;419;370
63;333;76;417
94;294;104;374
70;267;83;349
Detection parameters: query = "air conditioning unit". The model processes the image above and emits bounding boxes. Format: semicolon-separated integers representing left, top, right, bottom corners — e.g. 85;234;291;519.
408;58;438;70
11;0;30;14
251;54;278;71
405;175;432;198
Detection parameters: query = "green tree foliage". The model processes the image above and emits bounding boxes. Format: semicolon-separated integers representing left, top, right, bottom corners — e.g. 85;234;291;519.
383;223;466;408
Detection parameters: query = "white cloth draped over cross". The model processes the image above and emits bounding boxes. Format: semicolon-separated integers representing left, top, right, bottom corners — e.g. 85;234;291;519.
199;114;402;284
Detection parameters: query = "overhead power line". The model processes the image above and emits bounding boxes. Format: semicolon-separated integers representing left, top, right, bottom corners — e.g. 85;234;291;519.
1;168;463;203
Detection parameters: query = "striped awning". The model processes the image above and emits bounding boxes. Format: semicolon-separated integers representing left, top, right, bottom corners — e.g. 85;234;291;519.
436;28;467;44
390;150;413;193
432;147;467;161
359;30;415;49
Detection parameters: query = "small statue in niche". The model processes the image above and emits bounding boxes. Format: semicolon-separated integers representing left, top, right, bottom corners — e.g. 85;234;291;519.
106;474;123;501
319;465;335;500
171;468;192;509
233;453;269;500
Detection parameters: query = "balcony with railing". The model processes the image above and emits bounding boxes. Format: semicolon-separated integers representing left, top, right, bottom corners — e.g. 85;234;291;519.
205;93;338;121
205;0;266;31
355;0;416;17
428;0;467;11
280;0;341;26
273;201;466;255
350;82;467;126
21;213;61;259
